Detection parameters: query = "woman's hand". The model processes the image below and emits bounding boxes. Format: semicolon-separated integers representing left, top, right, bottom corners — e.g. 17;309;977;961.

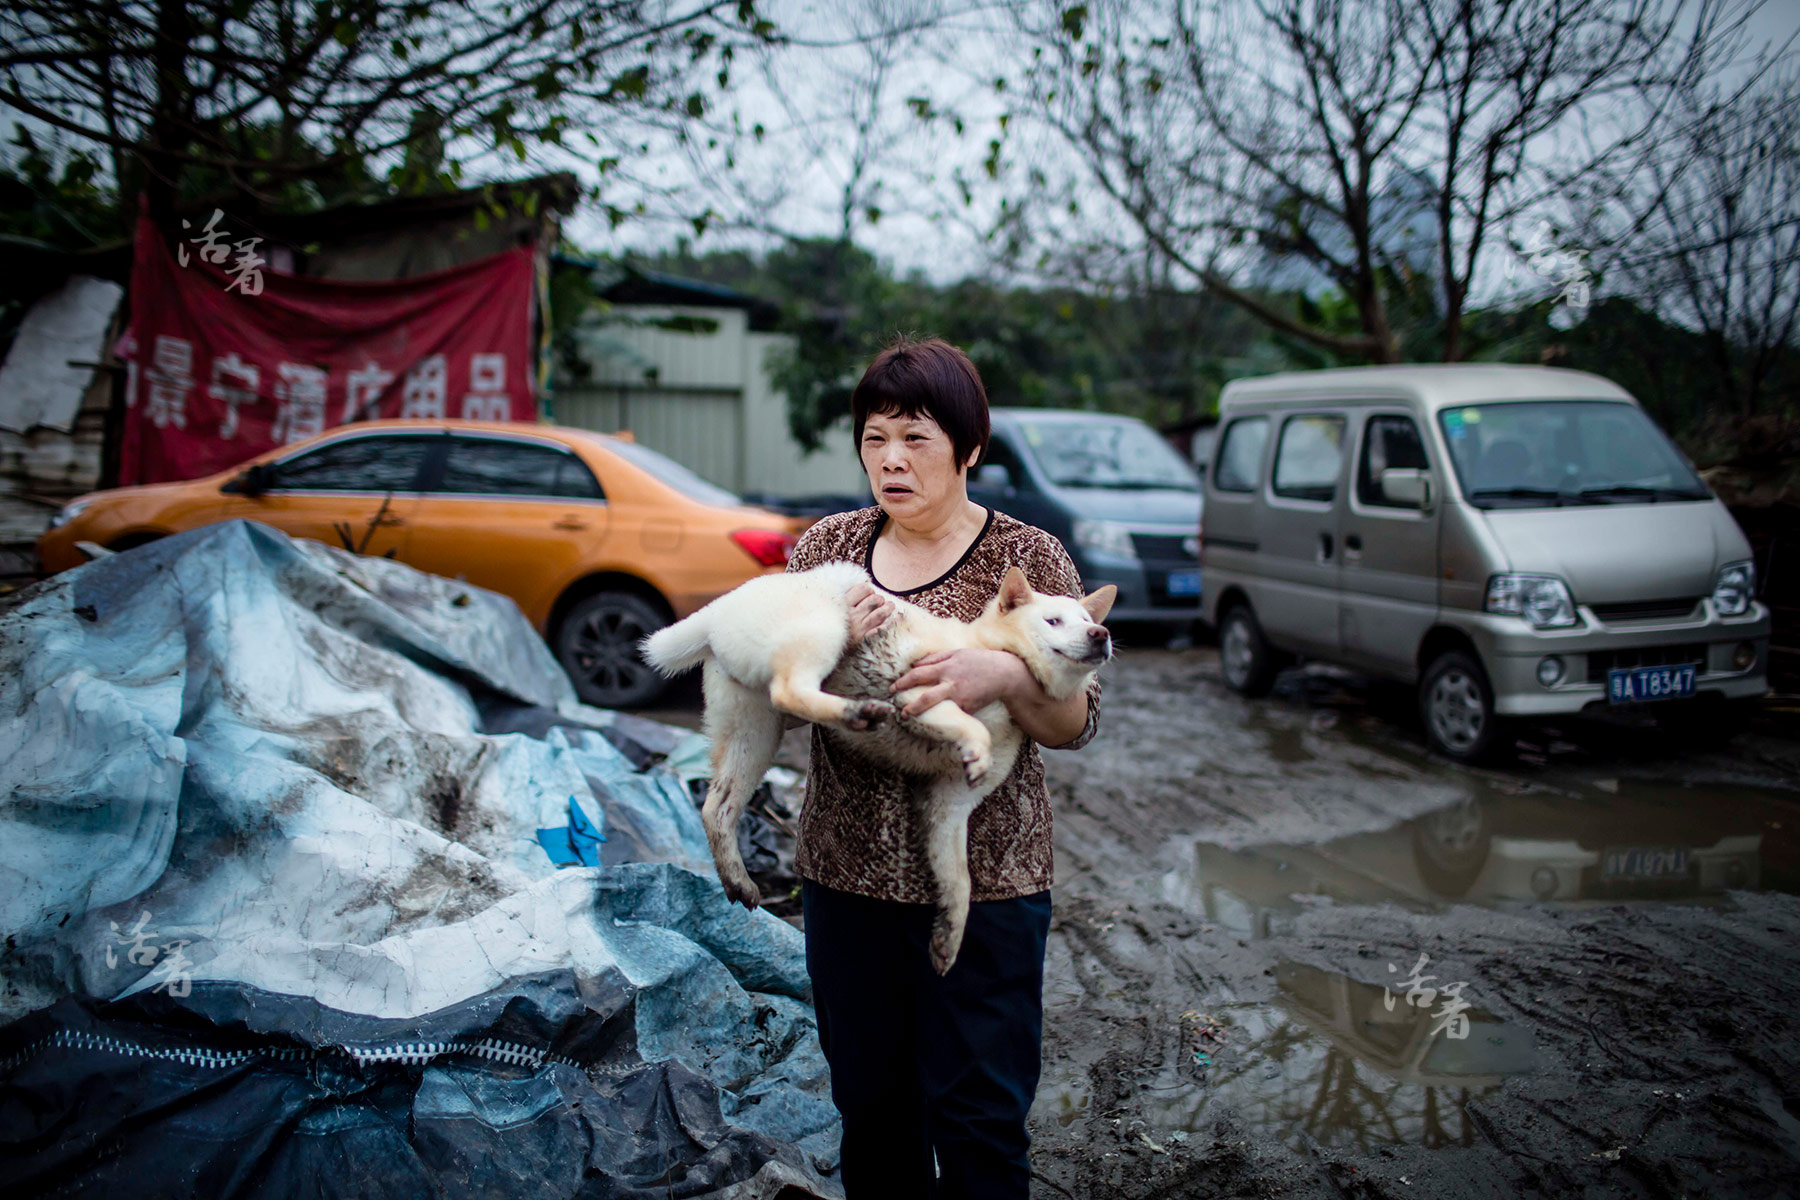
889;649;1030;717
891;648;1091;748
846;582;896;645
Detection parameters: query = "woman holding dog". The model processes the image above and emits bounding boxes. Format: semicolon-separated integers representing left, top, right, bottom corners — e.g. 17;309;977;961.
787;336;1101;1199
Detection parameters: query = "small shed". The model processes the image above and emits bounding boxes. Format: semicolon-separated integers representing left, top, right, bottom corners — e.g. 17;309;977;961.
554;264;869;503
0;176;576;577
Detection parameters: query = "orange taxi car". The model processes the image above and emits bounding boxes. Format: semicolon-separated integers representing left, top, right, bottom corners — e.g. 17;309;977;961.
38;420;806;708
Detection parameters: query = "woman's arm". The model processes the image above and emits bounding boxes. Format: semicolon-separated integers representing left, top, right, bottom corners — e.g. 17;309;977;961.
888;649;1089;747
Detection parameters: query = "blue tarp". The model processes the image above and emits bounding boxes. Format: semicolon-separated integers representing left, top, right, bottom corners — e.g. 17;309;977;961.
0;521;840;1197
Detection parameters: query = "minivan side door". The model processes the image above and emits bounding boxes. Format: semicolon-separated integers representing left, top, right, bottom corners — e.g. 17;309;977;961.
1260;410;1350;657
1338;408;1440;679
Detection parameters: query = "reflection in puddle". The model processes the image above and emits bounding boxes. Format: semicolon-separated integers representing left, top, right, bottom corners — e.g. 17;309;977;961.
1031;963;1536;1152
1166;777;1796;938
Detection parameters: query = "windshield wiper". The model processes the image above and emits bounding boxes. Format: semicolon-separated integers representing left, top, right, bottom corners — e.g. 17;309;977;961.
1577;484;1709;503
1465;487;1569;506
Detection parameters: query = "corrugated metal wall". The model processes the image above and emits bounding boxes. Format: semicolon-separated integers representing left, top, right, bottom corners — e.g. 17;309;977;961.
556;305;872;499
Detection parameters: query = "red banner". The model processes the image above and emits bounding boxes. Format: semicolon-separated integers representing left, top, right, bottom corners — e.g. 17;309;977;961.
121;211;537;484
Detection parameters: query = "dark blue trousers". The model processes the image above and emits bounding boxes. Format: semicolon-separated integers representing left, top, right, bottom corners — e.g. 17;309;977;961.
802;880;1051;1200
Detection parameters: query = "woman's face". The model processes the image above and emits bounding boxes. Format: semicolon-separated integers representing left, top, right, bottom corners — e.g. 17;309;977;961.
860;409;978;524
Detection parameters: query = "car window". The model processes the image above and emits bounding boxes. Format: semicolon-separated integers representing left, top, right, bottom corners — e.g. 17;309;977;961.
1272;414;1346;502
438;438;603;500
1014;418;1199;491
1212;417;1269;493
976;436;1031;489
275;436;431;492
1356;414;1430;507
602;437;742;507
1438;400;1709;507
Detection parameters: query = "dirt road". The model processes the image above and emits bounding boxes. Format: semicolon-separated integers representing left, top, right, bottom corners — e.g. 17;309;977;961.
642;642;1800;1197
1026;645;1800;1199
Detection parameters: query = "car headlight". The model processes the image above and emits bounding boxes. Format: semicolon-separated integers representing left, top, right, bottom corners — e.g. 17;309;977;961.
48;499;93;529
1486;574;1578;628
1072;519;1137;560
1712;560;1755;616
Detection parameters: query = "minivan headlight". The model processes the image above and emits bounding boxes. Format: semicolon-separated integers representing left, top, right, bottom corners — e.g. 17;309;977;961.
1072;519;1138;560
49;498;93;529
1486;574;1578;628
1712;560;1755;616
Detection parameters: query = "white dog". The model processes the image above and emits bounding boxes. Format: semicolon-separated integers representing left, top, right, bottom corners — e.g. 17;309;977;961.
641;562;1115;973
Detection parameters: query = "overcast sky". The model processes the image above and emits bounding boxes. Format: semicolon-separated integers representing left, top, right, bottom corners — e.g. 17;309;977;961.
563;0;1800;298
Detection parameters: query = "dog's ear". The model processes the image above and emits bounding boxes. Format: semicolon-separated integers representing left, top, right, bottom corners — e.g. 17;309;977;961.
1081;584;1117;623
998;566;1034;612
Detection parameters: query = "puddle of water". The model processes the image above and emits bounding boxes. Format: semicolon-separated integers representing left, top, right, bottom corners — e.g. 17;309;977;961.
1032;962;1535;1152
1167;778;1799;938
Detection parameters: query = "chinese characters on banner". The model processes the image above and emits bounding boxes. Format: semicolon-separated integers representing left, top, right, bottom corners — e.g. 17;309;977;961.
120;211;537;484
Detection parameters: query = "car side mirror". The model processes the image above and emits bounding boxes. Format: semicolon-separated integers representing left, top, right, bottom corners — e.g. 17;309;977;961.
973;463;1013;493
1380;467;1432;509
233;462;276;497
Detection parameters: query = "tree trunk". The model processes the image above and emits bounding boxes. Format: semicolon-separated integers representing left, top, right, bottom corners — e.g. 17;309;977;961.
142;0;192;221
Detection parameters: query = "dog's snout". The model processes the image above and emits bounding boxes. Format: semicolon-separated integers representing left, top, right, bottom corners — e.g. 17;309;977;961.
1087;626;1108;643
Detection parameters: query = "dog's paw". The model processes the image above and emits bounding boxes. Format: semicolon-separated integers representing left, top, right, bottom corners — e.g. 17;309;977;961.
961;745;992;787
843;699;894;731
929;918;965;975
721;872;762;910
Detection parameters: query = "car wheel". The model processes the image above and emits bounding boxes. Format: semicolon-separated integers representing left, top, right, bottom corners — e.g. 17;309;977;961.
1218;603;1278;697
1419;650;1503;763
555;591;670;709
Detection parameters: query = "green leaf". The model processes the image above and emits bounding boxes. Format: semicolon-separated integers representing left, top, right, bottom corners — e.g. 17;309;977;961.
1061;5;1088;41
866;205;881;225
686;93;706;118
692;210;712;238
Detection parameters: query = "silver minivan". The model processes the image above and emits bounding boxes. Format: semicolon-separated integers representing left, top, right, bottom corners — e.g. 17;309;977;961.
1201;365;1770;761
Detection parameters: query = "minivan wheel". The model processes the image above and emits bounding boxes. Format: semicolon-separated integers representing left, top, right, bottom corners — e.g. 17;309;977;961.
1419;650;1503;763
1218;604;1278;698
556;591;670;709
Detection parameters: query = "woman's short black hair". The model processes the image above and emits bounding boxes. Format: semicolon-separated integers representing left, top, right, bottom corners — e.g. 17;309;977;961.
851;335;990;471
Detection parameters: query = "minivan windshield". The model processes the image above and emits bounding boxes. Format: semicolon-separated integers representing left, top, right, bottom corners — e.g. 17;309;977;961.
1438;400;1710;508
1014;417;1200;491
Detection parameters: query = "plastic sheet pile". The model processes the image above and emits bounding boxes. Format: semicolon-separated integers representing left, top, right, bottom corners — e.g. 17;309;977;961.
0;520;840;1198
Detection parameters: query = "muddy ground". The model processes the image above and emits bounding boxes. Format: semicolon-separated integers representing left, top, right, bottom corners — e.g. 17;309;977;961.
651;641;1800;1199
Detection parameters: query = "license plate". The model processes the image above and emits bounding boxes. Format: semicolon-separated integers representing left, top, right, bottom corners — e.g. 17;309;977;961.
1607;662;1696;704
1166;570;1201;597
1601;847;1690;880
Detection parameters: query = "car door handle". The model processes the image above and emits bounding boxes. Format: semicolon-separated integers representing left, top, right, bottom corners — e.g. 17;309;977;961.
1344;533;1362;561
374;512;405;526
554;516;589;531
1318;532;1334;562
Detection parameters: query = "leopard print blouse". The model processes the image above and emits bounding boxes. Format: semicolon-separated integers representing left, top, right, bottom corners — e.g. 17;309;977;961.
787;505;1102;903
